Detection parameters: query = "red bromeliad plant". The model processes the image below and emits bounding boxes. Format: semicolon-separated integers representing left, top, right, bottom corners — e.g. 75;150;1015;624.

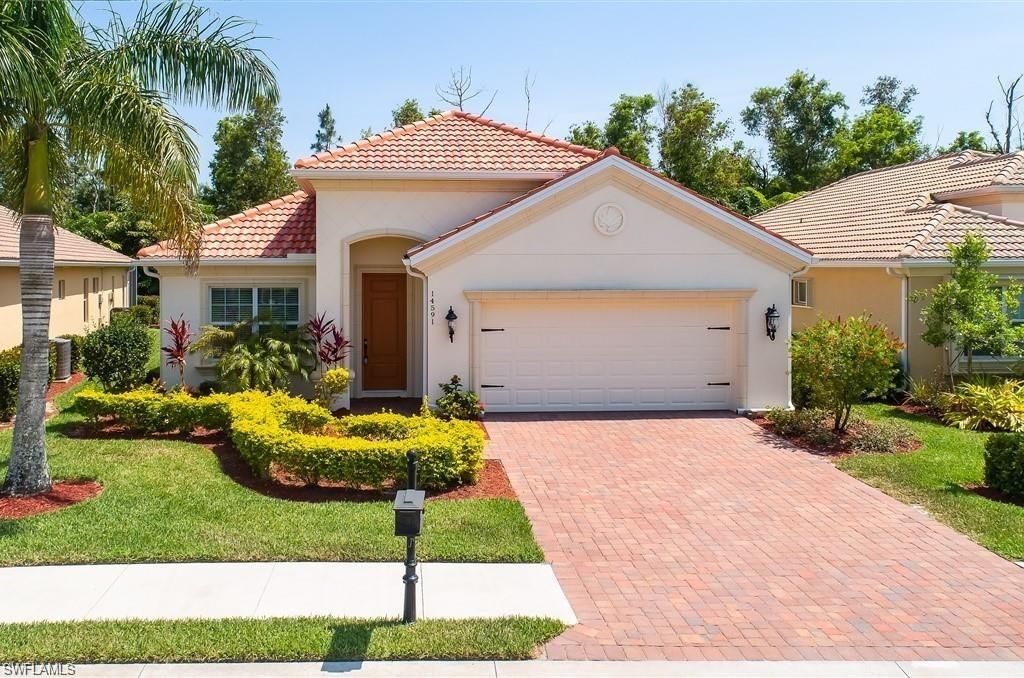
306;313;351;371
162;315;194;390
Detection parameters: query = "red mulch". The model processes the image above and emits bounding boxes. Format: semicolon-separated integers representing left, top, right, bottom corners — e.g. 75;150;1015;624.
897;402;946;424
75;419;515;502
46;372;85;400
0;479;102;519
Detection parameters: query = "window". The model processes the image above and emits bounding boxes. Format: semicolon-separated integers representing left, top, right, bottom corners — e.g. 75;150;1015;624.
792;279;810;307
209;286;301;329
57;280;65;300
82;277;89;321
91;277;98;293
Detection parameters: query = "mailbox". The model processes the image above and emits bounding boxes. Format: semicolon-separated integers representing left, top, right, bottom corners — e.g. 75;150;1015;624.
393;489;425;537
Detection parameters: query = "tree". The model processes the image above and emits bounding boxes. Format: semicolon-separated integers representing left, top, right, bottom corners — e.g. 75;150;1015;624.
833;105;925;176
435;66;495;115
204;96;295;217
566;121;605;150
391;98;424;127
311;103;339;152
914;233;1024;381
604;94;657;165
861;75;918;115
791;316;903;432
937;130;992;154
0;0;277;496
741;70;848;192
658;84;754;203
986;74;1023;153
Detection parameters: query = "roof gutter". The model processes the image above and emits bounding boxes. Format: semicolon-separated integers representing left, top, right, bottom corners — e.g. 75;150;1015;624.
404;258;429;400
291;169;565;182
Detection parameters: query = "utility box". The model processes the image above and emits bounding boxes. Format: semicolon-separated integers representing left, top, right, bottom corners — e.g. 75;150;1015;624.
52;338;72;382
393;489;425;537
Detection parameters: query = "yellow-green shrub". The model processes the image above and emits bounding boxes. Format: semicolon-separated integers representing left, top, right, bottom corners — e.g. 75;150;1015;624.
74;387;483;490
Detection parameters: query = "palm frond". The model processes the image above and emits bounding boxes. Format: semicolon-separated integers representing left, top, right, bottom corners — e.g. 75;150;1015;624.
85;0;278;111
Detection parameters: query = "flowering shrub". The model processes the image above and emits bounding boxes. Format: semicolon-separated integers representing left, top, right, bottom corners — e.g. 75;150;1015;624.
75;387;484;490
791;316;902;432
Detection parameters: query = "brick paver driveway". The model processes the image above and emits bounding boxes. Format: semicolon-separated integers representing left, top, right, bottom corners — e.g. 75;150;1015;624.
486;412;1024;661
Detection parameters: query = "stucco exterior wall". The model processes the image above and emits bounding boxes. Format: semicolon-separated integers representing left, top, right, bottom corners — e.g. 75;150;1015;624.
154;264;315;388
792;267;902;337
0;265;129;350
420;179;796;411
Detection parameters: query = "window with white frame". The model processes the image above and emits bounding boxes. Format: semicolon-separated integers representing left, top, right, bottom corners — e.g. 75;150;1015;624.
792;278;810;307
210;286;300;329
57;280;65;300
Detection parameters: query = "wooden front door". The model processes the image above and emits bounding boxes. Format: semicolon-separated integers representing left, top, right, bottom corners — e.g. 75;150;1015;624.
361;273;407;391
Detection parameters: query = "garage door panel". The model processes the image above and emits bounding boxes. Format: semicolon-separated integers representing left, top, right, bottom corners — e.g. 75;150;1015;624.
478;299;735;411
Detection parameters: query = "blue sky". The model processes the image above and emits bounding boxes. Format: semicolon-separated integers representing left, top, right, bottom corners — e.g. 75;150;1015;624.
80;1;1024;182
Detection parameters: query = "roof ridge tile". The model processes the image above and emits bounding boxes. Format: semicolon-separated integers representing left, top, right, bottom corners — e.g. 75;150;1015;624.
992;151;1024;185
899;204;956;257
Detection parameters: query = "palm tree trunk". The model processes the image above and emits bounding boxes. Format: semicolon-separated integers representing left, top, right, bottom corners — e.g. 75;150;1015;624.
2;133;54;497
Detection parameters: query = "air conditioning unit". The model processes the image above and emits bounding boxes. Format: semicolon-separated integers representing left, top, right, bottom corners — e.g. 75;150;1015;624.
52;338;72;382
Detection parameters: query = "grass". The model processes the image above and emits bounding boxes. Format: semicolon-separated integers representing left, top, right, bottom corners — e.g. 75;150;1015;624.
0;338;543;564
0;617;566;663
838;403;1024;560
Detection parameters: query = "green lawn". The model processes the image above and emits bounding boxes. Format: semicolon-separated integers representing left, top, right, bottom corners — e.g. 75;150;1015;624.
0;379;543;565
0;617;565;663
838;403;1024;560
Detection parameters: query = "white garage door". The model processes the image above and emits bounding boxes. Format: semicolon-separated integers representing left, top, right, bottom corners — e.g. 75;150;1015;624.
477;298;735;411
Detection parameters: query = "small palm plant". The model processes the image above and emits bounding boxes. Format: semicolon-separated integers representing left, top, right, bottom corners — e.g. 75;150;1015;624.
161;315;193;390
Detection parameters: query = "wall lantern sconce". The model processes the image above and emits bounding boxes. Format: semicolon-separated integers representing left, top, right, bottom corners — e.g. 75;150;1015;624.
445;306;458;343
765;304;780;341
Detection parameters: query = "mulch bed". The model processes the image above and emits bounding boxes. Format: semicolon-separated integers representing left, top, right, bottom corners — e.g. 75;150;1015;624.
0;479;102;519
897;402;945;424
74;419;516;502
752;416;921;458
45;372;86;400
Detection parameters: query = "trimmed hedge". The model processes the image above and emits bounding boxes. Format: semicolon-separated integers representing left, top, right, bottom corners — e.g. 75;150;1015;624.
81;317;152;392
75;388;484;490
984;433;1024;500
0;344;59;421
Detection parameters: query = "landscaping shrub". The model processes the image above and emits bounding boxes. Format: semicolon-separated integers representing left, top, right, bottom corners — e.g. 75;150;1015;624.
764;407;829;437
314;367;351;409
81;316;154;392
847;419;917;454
984;433;1024;499
905;377;944;411
791;316;902;432
75;388;485;490
0;347;21;420
435;375;484;421
127;303;158;327
938;380;1024;432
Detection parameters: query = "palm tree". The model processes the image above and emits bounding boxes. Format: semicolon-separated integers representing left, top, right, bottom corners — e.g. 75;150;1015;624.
0;1;277;496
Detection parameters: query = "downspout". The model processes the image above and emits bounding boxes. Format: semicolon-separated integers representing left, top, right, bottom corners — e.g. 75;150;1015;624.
787;264;810;410
886;266;910;377
404;258;429;402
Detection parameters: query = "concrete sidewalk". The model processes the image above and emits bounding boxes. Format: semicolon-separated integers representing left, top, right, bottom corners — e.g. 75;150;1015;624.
63;660;1024;677
0;562;575;623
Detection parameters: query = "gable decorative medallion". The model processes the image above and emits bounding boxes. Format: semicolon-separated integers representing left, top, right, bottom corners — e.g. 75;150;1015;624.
593;203;625;236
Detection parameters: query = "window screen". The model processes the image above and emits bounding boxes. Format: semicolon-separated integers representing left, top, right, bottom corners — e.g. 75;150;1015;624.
210;288;254;326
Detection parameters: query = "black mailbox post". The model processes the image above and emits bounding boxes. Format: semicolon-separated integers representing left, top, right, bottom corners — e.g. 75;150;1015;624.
394;451;425;623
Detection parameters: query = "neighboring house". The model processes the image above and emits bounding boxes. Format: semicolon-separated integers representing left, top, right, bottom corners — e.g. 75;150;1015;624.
755;150;1024;381
139;110;811;412
0;206;133;349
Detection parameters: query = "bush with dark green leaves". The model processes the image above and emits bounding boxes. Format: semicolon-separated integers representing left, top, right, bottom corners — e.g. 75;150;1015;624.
985;433;1024;500
0;347;21;421
127;302;158;327
81;316;152;392
435;375;484;421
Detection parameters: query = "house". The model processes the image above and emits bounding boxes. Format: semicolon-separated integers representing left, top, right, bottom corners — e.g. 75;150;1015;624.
754;150;1024;381
0;206;133;349
138;111;812;412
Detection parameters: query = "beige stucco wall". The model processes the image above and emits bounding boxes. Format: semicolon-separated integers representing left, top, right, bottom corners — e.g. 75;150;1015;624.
421;176;798;411
153;264;315;388
792;267;902;336
0;265;130;350
311;178;541;408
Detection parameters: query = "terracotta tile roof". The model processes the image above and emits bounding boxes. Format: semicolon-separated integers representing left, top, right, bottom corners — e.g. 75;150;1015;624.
294;110;599;173
0;206;132;265
754;151;1024;260
137;191;315;259
407;148;811;260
